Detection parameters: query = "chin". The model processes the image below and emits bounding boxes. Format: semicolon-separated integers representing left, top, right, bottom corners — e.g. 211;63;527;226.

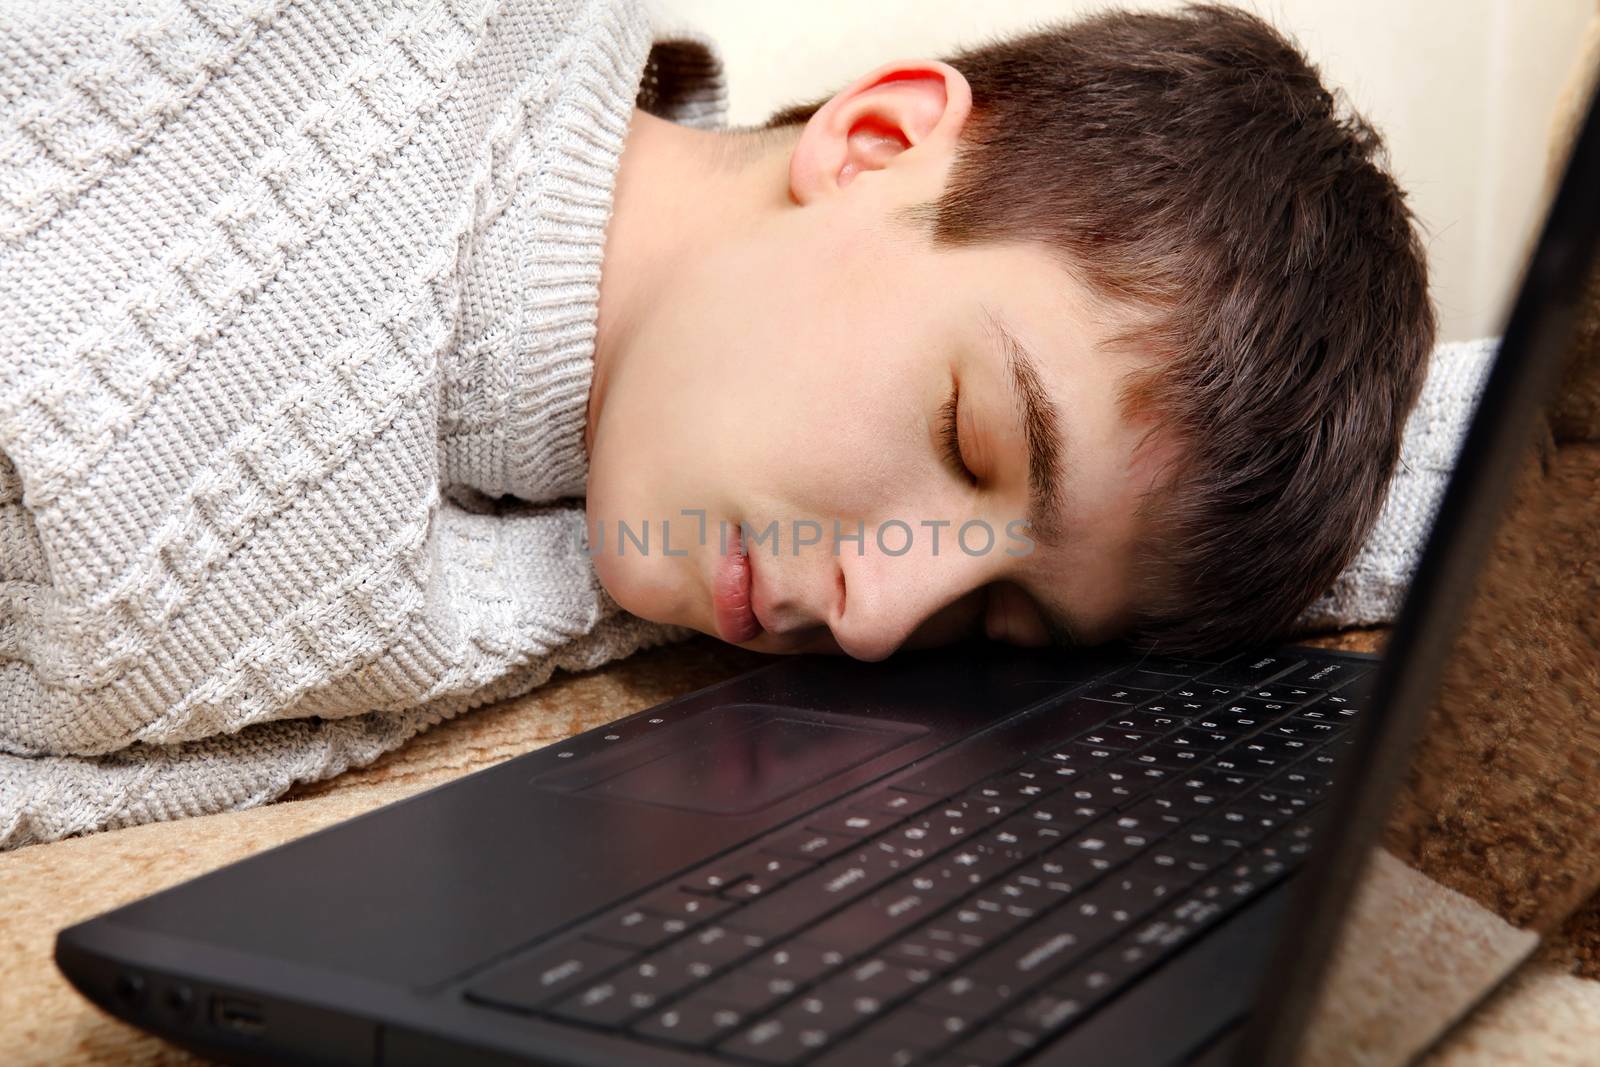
590;551;698;632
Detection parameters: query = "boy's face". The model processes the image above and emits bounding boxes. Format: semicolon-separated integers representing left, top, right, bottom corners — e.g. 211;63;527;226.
584;63;1169;661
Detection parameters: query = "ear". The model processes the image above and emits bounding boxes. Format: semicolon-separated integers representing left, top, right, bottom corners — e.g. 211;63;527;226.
788;60;972;205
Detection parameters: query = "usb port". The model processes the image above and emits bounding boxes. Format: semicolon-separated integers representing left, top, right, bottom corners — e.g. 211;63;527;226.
211;996;265;1036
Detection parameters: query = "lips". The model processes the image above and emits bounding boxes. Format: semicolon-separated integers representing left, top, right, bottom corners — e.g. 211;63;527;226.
712;525;764;644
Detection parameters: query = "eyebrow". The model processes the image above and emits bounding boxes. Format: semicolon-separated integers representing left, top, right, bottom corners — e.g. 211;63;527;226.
982;306;1068;550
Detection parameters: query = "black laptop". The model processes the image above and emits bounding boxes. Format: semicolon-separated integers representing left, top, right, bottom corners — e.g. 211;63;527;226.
55;87;1600;1067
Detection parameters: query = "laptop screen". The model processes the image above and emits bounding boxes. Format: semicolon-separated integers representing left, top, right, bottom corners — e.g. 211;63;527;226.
1242;84;1600;1066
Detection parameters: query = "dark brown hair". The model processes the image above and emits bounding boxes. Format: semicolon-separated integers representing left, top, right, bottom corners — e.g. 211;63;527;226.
766;4;1435;653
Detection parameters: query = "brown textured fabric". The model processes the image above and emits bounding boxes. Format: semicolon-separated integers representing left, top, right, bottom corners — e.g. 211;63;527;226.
1547;6;1600;445
1381;442;1600;936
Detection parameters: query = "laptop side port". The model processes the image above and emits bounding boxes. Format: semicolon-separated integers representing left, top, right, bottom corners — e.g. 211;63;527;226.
211;995;265;1036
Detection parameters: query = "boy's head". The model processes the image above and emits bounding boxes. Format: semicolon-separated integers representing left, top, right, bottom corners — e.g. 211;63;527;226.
583;4;1434;660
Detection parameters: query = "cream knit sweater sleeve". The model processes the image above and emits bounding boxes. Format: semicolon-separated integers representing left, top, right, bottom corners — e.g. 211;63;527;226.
0;0;723;849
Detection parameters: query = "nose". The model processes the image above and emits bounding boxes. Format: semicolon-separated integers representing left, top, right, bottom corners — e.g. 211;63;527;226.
826;532;995;662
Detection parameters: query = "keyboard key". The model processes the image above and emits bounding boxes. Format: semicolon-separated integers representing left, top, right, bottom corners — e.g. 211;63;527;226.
1012;849;1109;897
777;984;886;1037
1166;727;1234;752
660;924;767;976
1123;708;1188;733
696;969;809;1015
804;881;946;952
1195;807;1281;846
832;956;937;1001
961;786;1029;822
763;827;857;863
1279;659;1371;690
1017;758;1084;786
1157;826;1242;871
1315;691;1367;716
627;946;726;990
464;939;633;1012
1198;704;1272;733
1205;750;1273;778
1264;819;1319;857
844;1005;961;1062
1079;683;1162;704
1131;740;1210;771
1019;798;1104;834
719;854;812;900
718;1008;833;1065
1110;667;1190;691
985;816;1075;861
892;700;1105;796
1200;654;1304;688
1133;781;1224;821
632;998;747;1047
967;924;1085;994
938;1024;1043;1067
681;868;748;895
807;808;896;838
1073;726;1156;750
1233;787;1316;820
1064;742;1125;765
1006;989;1089;1034
547;965;673;1027
1121;795;1199;832
1234;696;1300;721
1134;654;1226;674
584;906;694;950
1271;766;1333;797
748;940;848;983
909;841;1012;896
886;929;979;969
724;847;905;939
1265;717;1336;742
985;872;1070;916
1169;768;1255;798
1117;846;1211;897
914;974;1013;1018
811;1030;953;1067
1027;942;1149;1025
1167;684;1239;704
1107;765;1174;802
1221;734;1315;774
687;843;819;897
850;787;938;818
1241;686;1316;704
940;897;1034;950
965;885;1042;925
634;887;736;925
1173;821;1250;855
891;799;1010;854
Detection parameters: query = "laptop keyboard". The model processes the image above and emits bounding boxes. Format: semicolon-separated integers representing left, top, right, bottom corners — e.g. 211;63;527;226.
463;653;1370;1066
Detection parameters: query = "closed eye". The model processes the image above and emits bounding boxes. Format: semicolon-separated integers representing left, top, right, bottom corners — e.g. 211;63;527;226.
939;385;977;487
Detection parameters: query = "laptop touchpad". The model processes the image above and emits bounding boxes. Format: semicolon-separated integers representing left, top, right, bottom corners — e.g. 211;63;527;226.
535;704;925;815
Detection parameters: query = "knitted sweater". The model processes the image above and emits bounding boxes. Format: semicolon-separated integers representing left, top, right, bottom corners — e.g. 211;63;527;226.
0;0;722;850
0;0;1493;852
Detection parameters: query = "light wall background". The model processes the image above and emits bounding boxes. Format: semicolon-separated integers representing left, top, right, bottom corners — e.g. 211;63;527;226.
651;0;1595;342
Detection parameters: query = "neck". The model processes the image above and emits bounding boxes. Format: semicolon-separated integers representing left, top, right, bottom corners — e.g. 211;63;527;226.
588;109;795;457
